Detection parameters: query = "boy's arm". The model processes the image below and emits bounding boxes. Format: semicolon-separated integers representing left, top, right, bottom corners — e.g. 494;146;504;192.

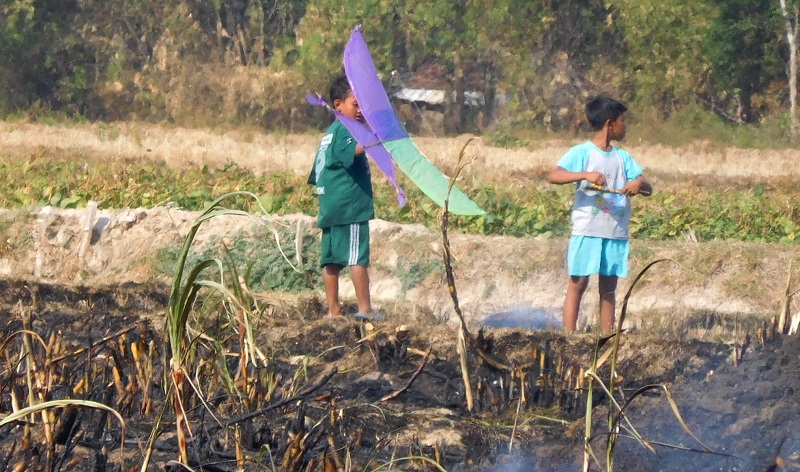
331;129;364;168
547;166;607;186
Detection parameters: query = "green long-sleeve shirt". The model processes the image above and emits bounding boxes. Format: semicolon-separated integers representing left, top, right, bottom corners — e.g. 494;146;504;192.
307;120;374;228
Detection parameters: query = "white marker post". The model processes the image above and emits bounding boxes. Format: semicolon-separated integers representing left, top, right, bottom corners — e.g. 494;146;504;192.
78;201;98;260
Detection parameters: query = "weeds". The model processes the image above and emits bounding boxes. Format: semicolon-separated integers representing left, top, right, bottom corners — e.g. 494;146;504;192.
397;259;443;294
581;259;725;472
155;223;322;293
161;190;292;465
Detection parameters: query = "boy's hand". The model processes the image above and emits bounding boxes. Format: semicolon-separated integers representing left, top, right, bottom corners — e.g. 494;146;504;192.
620;176;652;196
584;172;606;186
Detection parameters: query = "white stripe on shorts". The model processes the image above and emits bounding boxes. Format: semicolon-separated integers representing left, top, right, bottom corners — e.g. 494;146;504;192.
349;223;359;265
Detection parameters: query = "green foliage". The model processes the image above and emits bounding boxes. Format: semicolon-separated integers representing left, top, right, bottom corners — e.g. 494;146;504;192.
617;0;718;107
0;153;315;213
629;103;795;148
288;0;457;80
487;131;529;148
0;0;309;122
3;151;800;244
396;259;443;293
0;0;797;138
701;0;782;123
157;225;321;293
635;187;800;242
166;192;250;362
0;0;91;114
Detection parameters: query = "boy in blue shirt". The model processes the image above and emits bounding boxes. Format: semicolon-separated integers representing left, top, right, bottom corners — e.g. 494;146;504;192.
308;77;379;321
548;95;652;334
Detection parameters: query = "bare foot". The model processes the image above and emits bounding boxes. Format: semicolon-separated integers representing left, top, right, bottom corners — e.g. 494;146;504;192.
324;313;347;322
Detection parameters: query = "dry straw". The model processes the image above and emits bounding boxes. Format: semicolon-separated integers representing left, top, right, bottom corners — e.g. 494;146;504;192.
3;122;800;181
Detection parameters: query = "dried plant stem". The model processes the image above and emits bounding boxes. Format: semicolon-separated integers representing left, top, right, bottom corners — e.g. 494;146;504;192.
380;348;431;402
140;387;173;472
778;261;800;334
440;138;532;376
456;327;473;411
509;393;523;451
171;368;190;465
606;259;673;469
225;368;338;427
583;335;609;472
48;327;135;364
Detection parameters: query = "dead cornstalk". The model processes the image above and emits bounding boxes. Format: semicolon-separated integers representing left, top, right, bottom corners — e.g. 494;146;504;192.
440;138;531;381
778;261;800;334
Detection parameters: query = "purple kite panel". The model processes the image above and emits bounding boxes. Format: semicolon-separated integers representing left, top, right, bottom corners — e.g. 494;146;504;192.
337;114;407;206
305;93;406;206
344;26;408;142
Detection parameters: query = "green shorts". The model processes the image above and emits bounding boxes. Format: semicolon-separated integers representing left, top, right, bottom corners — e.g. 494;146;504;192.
320;222;370;267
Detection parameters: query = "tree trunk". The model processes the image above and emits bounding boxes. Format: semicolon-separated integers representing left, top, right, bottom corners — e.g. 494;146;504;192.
390;6;406;69
482;62;496;129
779;0;799;140
453;50;465;133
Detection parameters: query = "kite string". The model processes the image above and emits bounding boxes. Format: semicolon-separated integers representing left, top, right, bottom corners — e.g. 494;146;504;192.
390;71;440;139
390;69;483;178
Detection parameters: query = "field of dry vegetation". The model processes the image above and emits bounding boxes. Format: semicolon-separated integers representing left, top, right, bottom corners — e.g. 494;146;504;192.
0;121;799;472
3;121;800;180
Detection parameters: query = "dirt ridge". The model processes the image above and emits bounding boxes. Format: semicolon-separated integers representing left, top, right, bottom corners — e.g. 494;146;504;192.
1;206;797;330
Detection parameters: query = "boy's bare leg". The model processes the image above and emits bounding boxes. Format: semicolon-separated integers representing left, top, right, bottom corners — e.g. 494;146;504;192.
598;275;618;334
563;276;589;333
323;264;344;318
351;265;373;316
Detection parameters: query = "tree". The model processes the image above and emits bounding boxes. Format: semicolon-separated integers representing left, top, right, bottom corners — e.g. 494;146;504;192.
186;0;307;66
0;0;91;113
460;0;550;128
703;0;779;123
616;0;718;113
779;0;799;139
289;0;456;80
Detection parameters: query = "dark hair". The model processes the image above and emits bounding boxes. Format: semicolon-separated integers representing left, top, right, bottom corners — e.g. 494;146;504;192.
586;94;627;130
329;76;352;103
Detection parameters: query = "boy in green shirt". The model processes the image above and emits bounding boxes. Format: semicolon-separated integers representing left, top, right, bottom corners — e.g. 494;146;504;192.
308;76;380;321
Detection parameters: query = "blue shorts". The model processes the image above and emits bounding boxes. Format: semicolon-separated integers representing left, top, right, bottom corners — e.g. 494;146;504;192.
567;236;629;277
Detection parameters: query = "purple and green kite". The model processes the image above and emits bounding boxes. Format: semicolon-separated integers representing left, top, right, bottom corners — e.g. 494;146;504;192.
307;26;485;216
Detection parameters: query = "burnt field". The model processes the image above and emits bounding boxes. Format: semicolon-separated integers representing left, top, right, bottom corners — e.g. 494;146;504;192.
0;275;797;471
0;126;799;471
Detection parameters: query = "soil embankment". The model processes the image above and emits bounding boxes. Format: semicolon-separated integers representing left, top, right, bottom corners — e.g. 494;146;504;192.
1;206;797;330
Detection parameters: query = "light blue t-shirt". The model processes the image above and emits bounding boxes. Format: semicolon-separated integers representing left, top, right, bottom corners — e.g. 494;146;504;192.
557;142;643;240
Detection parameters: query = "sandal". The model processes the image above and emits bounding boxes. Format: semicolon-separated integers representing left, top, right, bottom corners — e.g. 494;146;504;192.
354;311;383;322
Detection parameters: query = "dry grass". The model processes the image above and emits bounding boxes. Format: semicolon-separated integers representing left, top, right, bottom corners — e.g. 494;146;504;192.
0;122;314;175
2;122;799;182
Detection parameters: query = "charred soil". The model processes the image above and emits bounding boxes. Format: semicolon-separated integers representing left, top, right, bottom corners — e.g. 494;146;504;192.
0;206;798;471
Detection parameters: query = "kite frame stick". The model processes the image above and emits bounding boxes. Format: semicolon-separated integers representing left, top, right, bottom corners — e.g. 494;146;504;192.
588;184;652;197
